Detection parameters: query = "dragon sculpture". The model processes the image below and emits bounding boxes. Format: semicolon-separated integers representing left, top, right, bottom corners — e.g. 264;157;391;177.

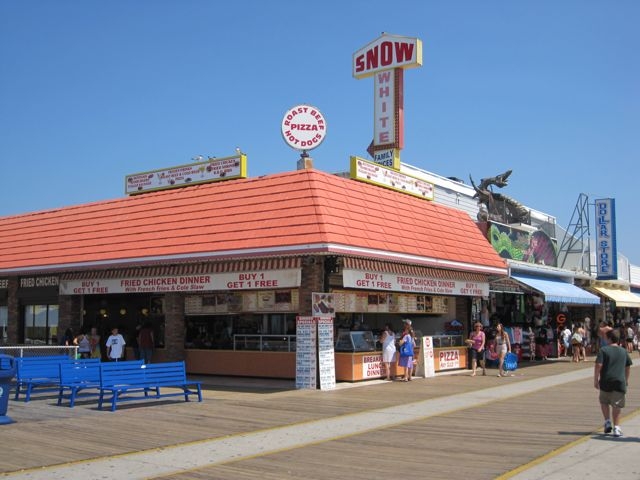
469;170;530;224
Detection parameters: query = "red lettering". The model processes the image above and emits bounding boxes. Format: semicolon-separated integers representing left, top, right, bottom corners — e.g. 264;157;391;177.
366;47;378;71
395;42;414;62
377;71;391;83
357;42;416;75
380;41;393;66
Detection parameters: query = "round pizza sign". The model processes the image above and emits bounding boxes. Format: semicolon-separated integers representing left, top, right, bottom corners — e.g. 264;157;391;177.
281;104;327;151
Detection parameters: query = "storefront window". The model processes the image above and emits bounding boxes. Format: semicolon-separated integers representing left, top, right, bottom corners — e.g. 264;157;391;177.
23;304;59;345
0;306;8;344
82;294;165;348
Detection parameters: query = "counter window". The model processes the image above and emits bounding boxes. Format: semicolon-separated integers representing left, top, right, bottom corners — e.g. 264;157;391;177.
335;330;376;352
186;313;297;350
82;294;165;348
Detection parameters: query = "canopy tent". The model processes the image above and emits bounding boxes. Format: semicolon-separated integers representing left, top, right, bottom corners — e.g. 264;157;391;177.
510;273;600;305
589;286;640;308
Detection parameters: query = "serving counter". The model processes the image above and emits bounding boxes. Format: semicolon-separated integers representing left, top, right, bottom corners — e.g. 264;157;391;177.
182;332;469;382
431;335;467;371
334;332;468;381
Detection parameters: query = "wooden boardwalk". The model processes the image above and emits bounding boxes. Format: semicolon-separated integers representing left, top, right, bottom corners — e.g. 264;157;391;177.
0;357;638;479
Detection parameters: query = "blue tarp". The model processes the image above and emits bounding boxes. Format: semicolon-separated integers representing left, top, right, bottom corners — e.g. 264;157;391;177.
511;273;600;305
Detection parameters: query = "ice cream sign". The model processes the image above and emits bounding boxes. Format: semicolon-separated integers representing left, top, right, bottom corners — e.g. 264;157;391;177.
353;34;422;169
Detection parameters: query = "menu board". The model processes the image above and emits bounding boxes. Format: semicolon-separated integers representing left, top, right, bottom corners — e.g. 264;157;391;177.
184;290;298;314
312;293;335;316
317;316;336;390
257;291;275;310
331;290;448;314
243;292;258;312
388;294;400;313
295;316;318;390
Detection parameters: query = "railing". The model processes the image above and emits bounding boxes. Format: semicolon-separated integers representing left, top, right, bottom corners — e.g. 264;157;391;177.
232;335;296;352
0;345;79;358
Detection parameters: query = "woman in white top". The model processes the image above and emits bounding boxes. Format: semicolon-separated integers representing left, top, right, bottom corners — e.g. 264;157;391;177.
380;323;396;380
494;323;511;377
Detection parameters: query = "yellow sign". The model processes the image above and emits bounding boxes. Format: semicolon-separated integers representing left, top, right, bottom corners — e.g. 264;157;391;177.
349;156;434;201
125;154;247;195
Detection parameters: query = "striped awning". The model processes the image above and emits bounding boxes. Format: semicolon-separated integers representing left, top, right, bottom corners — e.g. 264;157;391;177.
341;257;489;282
60;257;301;280
590;286;640;308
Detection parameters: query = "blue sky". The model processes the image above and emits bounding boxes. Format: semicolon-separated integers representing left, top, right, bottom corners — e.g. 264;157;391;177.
1;1;639;265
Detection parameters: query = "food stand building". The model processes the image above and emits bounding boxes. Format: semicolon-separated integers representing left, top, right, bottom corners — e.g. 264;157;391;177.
0;167;507;380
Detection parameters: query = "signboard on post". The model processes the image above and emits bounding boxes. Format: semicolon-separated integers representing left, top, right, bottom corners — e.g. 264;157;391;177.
281;104;327;152
595;198;618;280
316;316;336;390
421;336;436;378
295;314;336;390
352;34;422;79
352;34;422;168
295;316;318;389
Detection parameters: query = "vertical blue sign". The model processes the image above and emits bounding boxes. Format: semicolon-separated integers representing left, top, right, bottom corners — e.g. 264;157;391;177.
595;198;617;279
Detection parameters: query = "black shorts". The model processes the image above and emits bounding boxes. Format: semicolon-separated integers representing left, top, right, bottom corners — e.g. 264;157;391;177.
470;349;484;361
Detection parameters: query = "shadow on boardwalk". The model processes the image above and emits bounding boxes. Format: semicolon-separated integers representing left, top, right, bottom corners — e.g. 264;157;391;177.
0;355;638;480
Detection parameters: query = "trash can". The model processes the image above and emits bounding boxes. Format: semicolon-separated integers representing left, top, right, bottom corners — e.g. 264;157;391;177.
0;354;16;425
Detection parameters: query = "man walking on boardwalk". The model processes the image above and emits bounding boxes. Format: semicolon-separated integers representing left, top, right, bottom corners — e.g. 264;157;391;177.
594;328;632;437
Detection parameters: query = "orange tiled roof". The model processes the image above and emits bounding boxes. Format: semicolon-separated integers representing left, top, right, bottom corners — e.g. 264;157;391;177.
0;169;507;275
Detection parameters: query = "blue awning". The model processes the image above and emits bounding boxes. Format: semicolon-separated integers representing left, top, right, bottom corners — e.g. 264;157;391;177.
511;273;600;305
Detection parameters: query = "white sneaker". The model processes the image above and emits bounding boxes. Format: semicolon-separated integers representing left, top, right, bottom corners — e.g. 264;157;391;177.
604;419;612;434
613;426;622;437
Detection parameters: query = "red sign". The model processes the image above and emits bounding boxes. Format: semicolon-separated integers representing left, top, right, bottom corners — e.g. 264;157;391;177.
281;104;327;151
438;349;461;370
353;34;422;167
353;34;422;79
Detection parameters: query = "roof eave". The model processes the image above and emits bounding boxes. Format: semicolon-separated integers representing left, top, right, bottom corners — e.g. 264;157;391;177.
0;242;507;277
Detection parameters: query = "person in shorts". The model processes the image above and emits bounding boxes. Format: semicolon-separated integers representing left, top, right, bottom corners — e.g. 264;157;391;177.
468;322;486;376
105;326;126;361
594;328;632;437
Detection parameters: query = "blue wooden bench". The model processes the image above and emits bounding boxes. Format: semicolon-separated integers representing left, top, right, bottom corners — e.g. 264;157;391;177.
14;355;98;402
98;361;203;411
57;360;143;407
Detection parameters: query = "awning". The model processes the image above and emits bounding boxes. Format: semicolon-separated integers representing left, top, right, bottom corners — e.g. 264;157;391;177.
60;257;302;280
590;286;640;308
511;274;600;305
